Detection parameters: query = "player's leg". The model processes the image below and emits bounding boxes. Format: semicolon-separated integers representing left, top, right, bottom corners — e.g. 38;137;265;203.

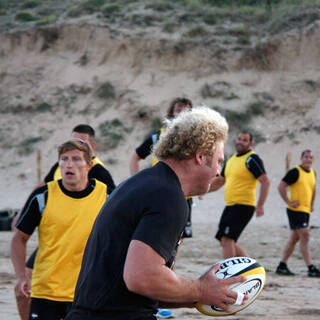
220;236;236;258
281;230;299;263
234;243;248;257
297;227;311;265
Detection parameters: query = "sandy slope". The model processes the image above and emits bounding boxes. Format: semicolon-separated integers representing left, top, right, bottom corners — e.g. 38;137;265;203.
2;19;320;320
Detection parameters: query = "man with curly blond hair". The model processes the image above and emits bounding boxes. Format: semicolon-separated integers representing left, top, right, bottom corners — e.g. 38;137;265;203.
66;106;248;320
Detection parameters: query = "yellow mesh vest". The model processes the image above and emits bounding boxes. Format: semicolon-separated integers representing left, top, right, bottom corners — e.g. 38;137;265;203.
53;156;105;181
288;166;315;213
31;180;107;301
224;151;258;206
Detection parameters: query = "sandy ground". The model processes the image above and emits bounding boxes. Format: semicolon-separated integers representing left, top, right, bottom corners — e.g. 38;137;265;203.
1;186;320;320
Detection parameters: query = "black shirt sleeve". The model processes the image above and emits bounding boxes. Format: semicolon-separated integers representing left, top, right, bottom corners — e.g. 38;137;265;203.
89;164;116;194
44;162;59;183
135;131;161;160
282;168;299;185
132;189;188;266
246;154;266;179
16;185;48;235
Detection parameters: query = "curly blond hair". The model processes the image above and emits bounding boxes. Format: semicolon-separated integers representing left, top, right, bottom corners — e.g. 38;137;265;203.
154;106;228;160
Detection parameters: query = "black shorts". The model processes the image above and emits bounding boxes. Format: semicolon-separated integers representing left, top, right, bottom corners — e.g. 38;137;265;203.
215;204;255;242
181;198;192;238
30;297;72;320
286;208;310;230
26;248;37;269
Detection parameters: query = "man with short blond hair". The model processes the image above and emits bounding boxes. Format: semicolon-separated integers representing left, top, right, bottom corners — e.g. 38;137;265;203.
11;139;108;320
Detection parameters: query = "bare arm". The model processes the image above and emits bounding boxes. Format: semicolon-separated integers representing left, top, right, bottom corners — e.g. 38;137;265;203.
255;173;270;217
278;180;299;208
311;186;316;212
129;151;142;175
123;240;246;313
11;230;31;297
208;175;225;193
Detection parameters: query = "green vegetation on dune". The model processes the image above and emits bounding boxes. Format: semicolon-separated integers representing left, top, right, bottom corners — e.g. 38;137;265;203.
0;0;320;33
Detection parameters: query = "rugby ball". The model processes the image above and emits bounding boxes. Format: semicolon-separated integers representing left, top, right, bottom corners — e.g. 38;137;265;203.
196;257;266;317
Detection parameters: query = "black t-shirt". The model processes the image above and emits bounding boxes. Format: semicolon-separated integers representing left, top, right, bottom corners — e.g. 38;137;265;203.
282;166;315;185
44;158;116;194
221;150;266;179
69;162;188;319
135;130;161;160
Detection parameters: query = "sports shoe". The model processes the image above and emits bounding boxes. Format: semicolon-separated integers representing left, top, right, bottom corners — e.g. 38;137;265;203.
308;266;320;277
276;264;295;276
156;309;174;319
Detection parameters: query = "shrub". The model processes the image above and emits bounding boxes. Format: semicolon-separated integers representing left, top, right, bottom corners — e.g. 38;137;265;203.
36;15;57;26
15;11;38;22
101;4;120;16
21;0;41;9
162;21;177;33
17;136;42;156
185;25;209;37
36;102;52;112
98;119;126;149
145;2;174;12
247;101;266;115
95;81;116;100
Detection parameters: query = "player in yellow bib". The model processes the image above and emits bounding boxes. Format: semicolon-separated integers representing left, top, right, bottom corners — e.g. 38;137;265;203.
11;140;108;320
11;124;115;320
276;149;320;277
210;131;270;259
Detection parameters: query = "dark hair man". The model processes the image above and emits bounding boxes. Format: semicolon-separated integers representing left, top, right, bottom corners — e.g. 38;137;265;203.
276;149;320;277
210;131;270;258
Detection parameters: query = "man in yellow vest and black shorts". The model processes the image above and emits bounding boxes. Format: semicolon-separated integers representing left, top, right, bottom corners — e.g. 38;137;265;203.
11;139;108;320
11;124;115;320
276;149;320;277
210;131;270;259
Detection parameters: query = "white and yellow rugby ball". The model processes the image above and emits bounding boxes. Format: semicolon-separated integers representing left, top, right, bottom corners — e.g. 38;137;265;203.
196;257;266;317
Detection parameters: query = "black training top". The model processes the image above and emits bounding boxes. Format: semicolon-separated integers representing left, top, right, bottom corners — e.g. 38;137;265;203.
44;158;116;194
69;162;188;320
221;150;266;179
135;130;161;159
282;165;316;185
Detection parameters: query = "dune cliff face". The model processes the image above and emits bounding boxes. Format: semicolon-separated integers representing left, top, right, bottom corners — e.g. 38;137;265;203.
1;19;320;208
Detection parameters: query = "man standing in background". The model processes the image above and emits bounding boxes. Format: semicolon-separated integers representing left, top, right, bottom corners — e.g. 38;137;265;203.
210;131;270;258
276;149;320;277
